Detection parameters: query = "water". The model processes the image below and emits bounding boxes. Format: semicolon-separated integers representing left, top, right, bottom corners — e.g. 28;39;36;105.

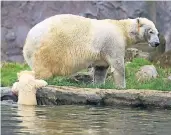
1;101;171;135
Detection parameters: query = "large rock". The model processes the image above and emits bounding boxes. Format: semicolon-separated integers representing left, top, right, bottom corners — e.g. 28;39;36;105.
1;86;171;109
136;65;158;82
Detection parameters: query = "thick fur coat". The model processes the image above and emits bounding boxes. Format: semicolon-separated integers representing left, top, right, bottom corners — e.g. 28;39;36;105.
23;14;159;88
12;71;48;105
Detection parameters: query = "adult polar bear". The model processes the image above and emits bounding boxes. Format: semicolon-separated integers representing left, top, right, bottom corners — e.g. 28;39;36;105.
23;14;160;88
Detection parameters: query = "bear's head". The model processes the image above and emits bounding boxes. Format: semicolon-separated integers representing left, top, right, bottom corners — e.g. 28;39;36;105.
12;70;36;95
17;70;35;81
136;17;160;48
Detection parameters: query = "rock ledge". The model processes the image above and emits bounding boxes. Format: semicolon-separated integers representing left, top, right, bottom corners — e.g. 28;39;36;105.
1;86;171;109
37;86;171;109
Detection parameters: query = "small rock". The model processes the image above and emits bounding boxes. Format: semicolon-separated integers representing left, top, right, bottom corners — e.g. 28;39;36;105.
125;48;150;62
136;65;158;82
5;31;16;41
68;72;93;84
125;48;139;62
138;51;150;60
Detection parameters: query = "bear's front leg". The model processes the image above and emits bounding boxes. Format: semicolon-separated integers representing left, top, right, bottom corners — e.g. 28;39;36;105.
93;66;108;85
112;65;126;89
110;57;126;89
35;80;48;89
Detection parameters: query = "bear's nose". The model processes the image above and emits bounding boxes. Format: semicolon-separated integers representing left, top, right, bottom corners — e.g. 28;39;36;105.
155;42;160;47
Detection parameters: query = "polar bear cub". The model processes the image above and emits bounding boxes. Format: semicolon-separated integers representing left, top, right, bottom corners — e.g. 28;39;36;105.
12;70;48;105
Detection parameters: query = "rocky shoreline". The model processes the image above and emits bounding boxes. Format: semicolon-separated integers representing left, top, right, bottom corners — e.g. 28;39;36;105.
1;86;171;109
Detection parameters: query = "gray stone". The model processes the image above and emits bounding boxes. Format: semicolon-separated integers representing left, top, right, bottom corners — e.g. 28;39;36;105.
5;31;16;41
125;48;139;61
4;20;13;29
138;51;150;60
6;48;21;55
136;65;158;82
0;87;12;97
68;72;93;84
15;25;32;48
125;48;150;62
8;55;24;63
1;27;8;51
1;51;8;62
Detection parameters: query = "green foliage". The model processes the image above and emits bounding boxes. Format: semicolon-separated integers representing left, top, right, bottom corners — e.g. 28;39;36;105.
1;58;171;91
1;62;30;86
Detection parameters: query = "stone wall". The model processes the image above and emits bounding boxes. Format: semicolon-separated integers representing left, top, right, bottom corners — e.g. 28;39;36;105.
1;1;171;63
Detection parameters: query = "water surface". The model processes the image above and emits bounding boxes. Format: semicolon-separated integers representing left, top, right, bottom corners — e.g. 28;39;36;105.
1;101;171;135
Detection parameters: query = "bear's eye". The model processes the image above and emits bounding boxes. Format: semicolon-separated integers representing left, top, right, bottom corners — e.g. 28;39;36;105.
149;31;153;34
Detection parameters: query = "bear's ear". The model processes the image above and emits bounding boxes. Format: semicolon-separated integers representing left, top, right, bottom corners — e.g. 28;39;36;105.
136;18;143;27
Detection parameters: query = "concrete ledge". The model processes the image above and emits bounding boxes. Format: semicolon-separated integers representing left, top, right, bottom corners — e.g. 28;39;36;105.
1;86;171;109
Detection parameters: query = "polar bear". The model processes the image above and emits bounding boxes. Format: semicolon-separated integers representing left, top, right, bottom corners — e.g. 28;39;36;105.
12;70;48;105
23;14;160;88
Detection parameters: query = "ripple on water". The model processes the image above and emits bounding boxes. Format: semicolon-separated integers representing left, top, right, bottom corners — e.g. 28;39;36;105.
1;101;171;135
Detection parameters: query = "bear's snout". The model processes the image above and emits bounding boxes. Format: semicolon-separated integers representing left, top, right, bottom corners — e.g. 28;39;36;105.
154;42;160;47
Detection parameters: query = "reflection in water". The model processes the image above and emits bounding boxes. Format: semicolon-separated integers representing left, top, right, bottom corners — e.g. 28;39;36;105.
1;102;171;135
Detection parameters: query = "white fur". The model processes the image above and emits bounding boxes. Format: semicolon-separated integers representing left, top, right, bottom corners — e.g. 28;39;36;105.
12;71;48;105
23;14;159;88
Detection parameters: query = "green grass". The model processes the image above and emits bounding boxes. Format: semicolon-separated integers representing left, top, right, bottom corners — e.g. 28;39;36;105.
125;59;171;91
1;62;30;87
46;76;115;89
1;58;171;91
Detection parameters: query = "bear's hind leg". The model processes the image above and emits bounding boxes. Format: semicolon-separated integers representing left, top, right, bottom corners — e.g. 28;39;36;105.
102;53;126;89
93;66;108;85
108;58;126;89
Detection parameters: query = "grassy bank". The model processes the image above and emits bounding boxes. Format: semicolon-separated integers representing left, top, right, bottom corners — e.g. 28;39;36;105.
1;58;171;91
